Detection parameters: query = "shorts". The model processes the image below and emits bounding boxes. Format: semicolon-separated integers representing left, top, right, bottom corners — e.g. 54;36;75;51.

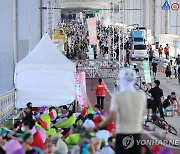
149;57;153;61
147;99;152;109
152;69;157;73
166;71;171;77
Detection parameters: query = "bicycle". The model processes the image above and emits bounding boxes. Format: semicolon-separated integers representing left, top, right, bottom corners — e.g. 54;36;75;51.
144;114;177;136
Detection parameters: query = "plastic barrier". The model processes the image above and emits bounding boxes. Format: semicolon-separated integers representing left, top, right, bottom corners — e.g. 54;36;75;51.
157;66;166;73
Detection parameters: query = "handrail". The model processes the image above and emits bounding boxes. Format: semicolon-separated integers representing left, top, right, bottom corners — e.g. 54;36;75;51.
0;88;16;123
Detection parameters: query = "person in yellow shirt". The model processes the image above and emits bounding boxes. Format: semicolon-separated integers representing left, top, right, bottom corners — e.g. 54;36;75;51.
93;68;147;154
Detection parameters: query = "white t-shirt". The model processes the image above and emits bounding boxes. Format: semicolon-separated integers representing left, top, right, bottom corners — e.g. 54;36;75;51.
95;130;110;145
110;91;147;134
82;119;95;129
101;146;115;154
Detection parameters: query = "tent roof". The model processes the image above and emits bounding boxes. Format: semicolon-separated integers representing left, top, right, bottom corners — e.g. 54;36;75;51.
15;33;76;108
18;33;72;64
16;33;75;72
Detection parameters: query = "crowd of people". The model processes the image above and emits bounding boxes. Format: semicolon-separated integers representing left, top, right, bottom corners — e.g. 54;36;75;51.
0;99;119;154
143;80;180;120
1;18;180;154
1;68;177;154
147;45;180;83
56;19;129;62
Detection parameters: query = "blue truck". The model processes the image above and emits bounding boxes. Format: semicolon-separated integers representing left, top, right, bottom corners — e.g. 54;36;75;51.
130;30;148;59
131;30;145;45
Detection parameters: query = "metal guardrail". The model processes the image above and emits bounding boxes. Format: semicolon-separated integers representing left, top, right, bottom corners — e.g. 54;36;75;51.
0;88;15;123
75;59;121;79
75;59;144;91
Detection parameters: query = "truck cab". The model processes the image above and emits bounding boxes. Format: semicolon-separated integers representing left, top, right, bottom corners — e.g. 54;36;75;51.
130;30;148;59
131;31;145;45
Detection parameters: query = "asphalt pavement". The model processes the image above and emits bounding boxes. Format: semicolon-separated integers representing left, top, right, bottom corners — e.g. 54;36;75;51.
85;54;180;152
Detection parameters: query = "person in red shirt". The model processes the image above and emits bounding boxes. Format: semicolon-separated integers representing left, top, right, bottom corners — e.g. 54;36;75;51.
95;78;107;110
158;45;163;57
164;44;170;59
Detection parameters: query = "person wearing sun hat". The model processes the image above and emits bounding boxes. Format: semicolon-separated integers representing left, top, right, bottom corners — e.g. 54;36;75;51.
92;67;147;154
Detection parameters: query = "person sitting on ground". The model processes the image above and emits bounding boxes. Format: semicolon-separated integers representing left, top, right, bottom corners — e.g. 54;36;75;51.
94;104;101;117
75;104;103;124
6;117;35;142
163;97;178;116
163;95;172;110
82;114;95;129
21;132;34;153
53;110;74;127
21;103;34;120
170;92;179;104
170;92;180;113
172;98;179;114
7;117;45;150
101;137;115;154
0;137;6;154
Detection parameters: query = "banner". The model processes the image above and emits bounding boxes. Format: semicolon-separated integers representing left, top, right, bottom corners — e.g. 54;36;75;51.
86;18;97;45
143;60;151;84
76;72;88;107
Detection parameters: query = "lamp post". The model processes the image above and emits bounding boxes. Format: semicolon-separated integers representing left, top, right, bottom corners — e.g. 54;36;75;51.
13;0;18;69
112;1;115;61
121;0;125;66
28;0;31;52
118;1;121;65
108;2;113;60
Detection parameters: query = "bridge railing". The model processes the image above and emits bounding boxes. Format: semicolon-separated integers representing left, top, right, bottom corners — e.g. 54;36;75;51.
0;88;15;123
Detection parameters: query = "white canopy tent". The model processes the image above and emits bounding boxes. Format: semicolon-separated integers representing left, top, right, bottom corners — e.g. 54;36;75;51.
15;33;76;108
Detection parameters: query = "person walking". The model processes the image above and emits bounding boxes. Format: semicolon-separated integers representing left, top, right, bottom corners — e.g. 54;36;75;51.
165;62;172;82
151;58;158;80
164;44;170;59
93;68;147;154
145;83;152;119
174;54;180;78
149;48;154;62
149;80;164;121
126;49;131;66
95;78;107;110
158;45;163;58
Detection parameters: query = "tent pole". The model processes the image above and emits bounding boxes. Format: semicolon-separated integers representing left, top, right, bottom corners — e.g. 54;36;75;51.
13;0;17;66
28;0;31;52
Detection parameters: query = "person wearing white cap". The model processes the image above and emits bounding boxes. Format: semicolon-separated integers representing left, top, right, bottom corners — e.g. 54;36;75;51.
92;67;147;154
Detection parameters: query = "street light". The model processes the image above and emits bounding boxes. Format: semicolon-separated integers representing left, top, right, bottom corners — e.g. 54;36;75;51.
112;1;115;61
118;1;121;65
108;2;113;60
121;0;125;66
